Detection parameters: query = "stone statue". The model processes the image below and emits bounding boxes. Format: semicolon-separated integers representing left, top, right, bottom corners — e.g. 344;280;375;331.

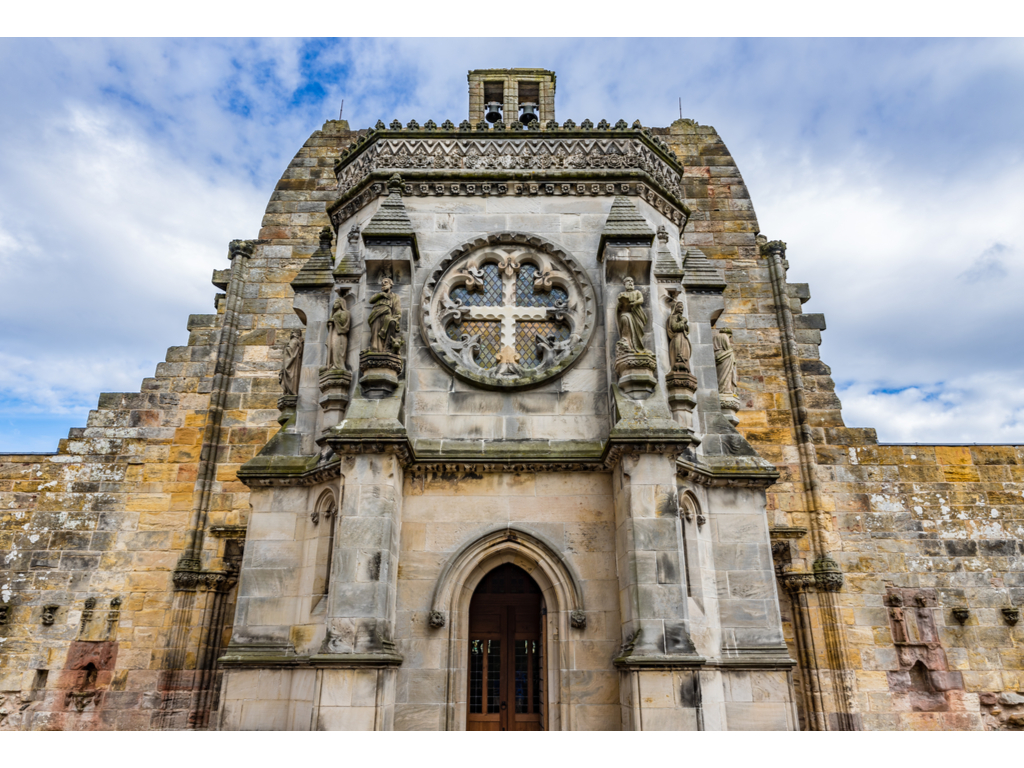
279;330;304;396
367;277;402;354
325;292;351;370
713;327;737;396
666;300;691;373
616;277;650;354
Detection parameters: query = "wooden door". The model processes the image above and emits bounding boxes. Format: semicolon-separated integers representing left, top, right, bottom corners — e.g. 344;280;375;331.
467;564;544;731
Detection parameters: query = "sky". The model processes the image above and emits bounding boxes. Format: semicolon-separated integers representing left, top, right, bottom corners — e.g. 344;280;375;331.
0;37;1023;451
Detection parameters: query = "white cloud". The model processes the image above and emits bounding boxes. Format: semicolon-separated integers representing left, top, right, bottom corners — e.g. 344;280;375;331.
1;38;1023;449
0;102;266;419
839;375;1024;444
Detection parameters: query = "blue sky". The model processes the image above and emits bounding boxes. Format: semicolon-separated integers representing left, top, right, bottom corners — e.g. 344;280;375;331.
1;38;1023;451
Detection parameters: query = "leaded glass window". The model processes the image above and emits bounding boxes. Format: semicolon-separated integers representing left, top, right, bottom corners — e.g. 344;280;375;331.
423;234;595;389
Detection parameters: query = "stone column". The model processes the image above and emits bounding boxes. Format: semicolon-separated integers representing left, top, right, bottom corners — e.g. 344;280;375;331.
310;450;404;730
612;451;704;730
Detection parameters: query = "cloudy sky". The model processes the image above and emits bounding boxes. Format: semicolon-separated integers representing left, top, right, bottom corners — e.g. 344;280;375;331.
1;38;1022;451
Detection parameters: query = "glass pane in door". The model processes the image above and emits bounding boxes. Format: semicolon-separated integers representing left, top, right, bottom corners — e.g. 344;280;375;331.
486;639;502;714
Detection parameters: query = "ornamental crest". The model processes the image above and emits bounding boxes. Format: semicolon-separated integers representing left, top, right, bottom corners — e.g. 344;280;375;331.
421;233;596;389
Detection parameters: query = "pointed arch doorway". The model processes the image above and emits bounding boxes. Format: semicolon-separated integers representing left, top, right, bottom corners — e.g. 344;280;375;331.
467;563;545;731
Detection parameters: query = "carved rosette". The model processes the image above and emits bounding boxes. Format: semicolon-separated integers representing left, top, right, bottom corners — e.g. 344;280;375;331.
358;351;403;399
421;233;595;390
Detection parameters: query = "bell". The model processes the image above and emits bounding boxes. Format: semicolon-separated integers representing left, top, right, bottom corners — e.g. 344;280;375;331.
519;102;538;124
484;101;503;123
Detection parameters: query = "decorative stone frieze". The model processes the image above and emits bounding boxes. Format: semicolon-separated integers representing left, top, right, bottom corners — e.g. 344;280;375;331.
421;232;595;390
328;129;690;230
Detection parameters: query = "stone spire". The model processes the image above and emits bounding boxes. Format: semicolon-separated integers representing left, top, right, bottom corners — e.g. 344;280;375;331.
599;196;655;253
291;226;336;289
681;247;726;293
361;174;420;260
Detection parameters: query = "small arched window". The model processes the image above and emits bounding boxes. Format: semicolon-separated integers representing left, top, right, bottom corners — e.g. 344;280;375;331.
312;489;338;609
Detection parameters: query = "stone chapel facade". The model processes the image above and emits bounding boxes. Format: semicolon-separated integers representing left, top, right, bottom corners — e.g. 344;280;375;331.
2;68;1022;731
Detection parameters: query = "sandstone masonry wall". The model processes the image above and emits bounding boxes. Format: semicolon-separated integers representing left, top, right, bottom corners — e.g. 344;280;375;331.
0;120;358;730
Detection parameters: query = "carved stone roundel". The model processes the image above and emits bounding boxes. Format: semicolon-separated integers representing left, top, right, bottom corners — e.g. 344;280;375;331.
421;232;596;390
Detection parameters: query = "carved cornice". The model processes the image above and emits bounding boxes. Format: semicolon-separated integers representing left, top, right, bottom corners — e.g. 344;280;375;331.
327;129;690;230
675;456;780;489
236;436;702;486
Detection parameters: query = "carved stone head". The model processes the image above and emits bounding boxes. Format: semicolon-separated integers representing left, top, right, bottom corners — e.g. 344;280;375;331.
42;605;59;626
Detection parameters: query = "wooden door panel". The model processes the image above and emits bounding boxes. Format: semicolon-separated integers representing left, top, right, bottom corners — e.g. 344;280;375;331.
467;564;545;731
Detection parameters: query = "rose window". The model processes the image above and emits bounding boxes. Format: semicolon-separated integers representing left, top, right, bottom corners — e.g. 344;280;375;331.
422;233;596;389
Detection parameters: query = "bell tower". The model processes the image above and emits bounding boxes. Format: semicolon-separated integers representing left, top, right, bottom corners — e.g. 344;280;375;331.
467;67;556;125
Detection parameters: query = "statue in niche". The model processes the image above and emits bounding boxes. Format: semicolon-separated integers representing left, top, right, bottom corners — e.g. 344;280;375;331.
666;300;692;373
367;276;403;354
713;327;737;396
325;291;351;370
279;330;304;396
616;277;651;355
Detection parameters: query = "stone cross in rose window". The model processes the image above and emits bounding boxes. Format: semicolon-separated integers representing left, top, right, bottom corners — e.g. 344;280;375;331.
464;257;551;366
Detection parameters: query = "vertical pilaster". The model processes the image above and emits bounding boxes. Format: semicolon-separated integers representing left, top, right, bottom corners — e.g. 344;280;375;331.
762;236;859;730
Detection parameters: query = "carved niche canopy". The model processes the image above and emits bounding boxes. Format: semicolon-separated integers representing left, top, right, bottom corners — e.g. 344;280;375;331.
421;232;596;390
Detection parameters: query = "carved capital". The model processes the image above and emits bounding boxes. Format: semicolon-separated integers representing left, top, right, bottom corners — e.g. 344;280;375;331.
173;570;201;592
359;350;404;375
428;610;446;629
570;610;587;630
781;572;815;594
812;554;844;593
759;239;787;258
228;239;256;260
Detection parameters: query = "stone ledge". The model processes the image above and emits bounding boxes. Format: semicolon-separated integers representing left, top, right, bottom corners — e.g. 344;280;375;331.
613;653;706;670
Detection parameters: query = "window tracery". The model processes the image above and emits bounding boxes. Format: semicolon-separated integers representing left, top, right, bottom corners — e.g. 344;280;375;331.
421;233;595;389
